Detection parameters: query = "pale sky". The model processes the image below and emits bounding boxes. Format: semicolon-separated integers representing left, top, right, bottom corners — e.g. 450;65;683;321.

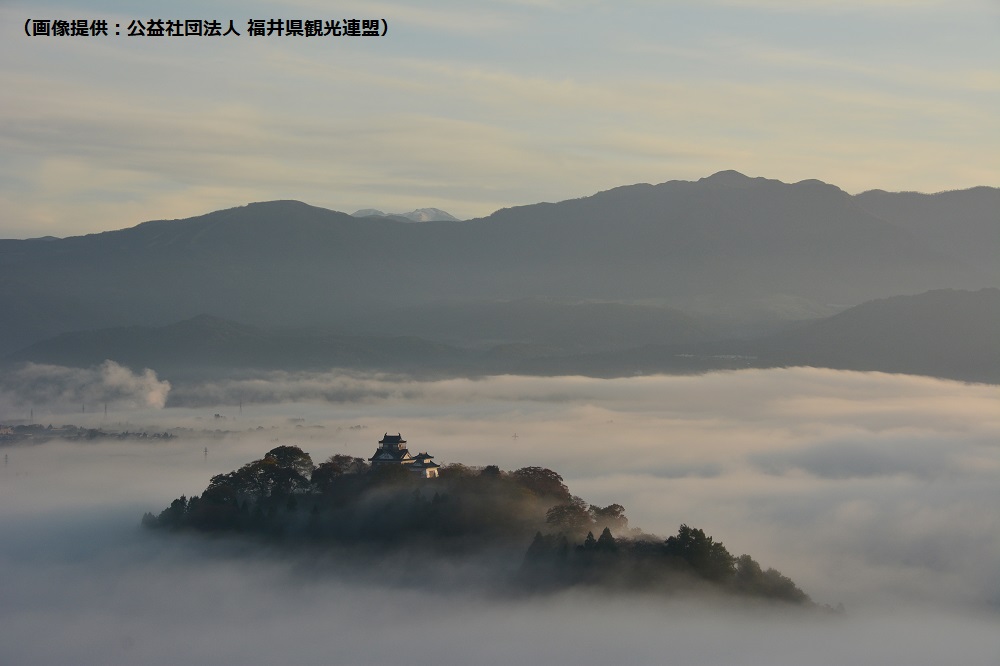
2;0;998;238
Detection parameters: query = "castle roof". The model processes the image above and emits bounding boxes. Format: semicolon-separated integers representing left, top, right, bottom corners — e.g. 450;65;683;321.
370;448;412;463
410;452;439;468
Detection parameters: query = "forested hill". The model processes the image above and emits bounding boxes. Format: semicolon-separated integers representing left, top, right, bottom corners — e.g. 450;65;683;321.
144;445;814;606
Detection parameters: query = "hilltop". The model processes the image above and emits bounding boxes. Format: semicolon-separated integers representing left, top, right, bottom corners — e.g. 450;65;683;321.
144;443;815;606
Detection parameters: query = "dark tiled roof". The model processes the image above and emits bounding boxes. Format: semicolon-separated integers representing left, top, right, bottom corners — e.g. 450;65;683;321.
410;452;439;468
379;432;406;445
369;448;412;462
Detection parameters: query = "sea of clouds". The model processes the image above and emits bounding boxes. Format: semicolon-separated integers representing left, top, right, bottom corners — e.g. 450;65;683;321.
1;366;998;664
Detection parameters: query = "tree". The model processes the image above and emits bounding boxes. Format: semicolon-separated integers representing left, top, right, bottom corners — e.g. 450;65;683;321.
207;454;311;505
439;463;476;479
590;503;628;532
264;445;315;478
734;554;763;585
524;531;549;560
156;495;187;528
759;566;808;602
734;554;810;603
546;496;594;533
512;467;571;501
324;454;368;475
596;527;618;552
480;465;502;478
664;524;735;582
311;455;368;493
187;485;240;530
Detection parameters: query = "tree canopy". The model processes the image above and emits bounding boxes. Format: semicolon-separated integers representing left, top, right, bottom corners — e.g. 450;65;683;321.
663;524;735;582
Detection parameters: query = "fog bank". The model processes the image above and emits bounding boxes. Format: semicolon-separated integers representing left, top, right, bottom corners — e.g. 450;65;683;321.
2;368;998;663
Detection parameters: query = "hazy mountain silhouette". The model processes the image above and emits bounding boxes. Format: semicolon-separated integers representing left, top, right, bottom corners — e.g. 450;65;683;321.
6;290;997;384
469;172;983;310
516;289;1000;384
752;288;1000;383
343;298;714;351
2;300;711;378
0;173;992;356
5;314;470;377
854;187;1000;283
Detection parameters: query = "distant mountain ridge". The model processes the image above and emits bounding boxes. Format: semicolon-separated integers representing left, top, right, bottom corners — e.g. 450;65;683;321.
0;172;994;356
854;187;1000;282
7;289;998;385
752;288;1000;382
512;288;1000;384
351;207;460;222
4;314;469;377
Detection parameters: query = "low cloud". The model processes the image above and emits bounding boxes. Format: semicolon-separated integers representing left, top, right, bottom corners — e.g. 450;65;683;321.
0;360;170;411
1;368;998;663
166;371;403;407
750;437;958;480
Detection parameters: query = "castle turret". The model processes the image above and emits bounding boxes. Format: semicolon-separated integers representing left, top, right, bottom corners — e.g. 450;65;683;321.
370;433;413;465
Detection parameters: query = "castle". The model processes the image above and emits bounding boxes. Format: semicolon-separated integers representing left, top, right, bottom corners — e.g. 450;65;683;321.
368;433;440;478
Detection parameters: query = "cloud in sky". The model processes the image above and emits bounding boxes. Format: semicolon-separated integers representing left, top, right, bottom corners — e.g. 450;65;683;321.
1;0;997;236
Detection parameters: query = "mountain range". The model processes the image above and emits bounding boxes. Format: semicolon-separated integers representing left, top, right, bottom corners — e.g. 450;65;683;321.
1;170;996;382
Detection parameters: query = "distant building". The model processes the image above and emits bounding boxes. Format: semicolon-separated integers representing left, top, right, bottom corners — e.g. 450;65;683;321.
409;452;440;478
369;433;440;478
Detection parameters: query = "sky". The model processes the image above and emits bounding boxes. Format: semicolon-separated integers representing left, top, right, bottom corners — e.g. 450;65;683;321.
1;0;998;238
2;368;999;663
